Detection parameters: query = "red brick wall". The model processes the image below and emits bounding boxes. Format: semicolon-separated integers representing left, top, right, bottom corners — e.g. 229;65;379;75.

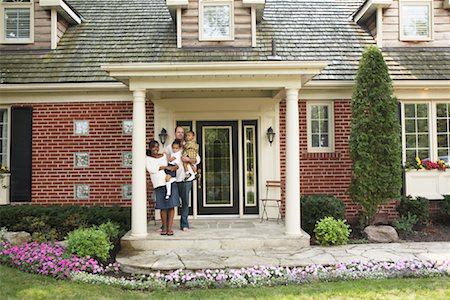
14;101;156;219
279;99;399;221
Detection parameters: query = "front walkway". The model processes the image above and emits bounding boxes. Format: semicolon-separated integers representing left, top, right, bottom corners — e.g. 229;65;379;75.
117;220;450;273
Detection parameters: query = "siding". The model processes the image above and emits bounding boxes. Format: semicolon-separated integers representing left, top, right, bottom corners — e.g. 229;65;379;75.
57;12;69;44
383;0;450;47
181;0;252;48
0;0;51;51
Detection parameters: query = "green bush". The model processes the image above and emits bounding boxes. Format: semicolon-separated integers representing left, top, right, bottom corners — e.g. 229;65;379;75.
95;221;120;244
0;205;130;240
314;217;351;246
349;46;402;225
438;195;450;225
301;195;345;235
66;228;112;261
11;216;59;242
396;196;429;226
392;212;417;236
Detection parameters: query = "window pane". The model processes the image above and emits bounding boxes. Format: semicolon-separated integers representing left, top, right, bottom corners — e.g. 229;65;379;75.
437;119;448;133
402;5;429;37
406;150;417;163
5;8;30;39
437;104;448;118
405;104;415;118
417;104;428;118
311;106;319;119
202;5;231;39
406;134;416;148
321;135;329;147
417;134;429;148
437;134;449;148
319;106;328;119
311;134;320;147
405;119;416;132
311;120;319;133
320;120;329;134
417;119;428;133
418;150;430;160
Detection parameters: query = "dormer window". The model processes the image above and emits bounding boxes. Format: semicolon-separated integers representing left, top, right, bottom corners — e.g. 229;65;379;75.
1;0;33;44
399;1;433;41
199;0;234;41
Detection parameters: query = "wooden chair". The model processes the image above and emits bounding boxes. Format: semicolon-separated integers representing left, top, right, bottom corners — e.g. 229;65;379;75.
260;180;282;223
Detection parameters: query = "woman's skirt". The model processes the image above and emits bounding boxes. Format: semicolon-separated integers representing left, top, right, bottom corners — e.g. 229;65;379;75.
154;183;180;209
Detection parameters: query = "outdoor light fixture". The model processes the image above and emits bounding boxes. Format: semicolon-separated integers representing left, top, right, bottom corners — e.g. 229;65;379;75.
159;128;168;146
266;127;276;146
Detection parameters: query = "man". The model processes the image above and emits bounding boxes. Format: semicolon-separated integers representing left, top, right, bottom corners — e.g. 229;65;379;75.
165;126;200;231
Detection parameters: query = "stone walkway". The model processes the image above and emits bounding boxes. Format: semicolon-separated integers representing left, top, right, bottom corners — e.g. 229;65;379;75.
117;220;450;273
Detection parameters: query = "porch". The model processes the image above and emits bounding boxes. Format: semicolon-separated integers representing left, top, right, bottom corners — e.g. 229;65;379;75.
117;219;310;273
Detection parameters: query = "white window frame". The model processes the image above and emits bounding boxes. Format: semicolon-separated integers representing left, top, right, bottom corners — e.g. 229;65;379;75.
306;101;335;153
399;0;433;41
0;0;34;44
401;100;450;165
199;0;234;41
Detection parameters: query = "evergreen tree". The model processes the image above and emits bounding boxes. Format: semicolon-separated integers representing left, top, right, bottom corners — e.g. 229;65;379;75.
349;46;402;225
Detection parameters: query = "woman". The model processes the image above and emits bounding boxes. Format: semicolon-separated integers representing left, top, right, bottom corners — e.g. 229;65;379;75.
146;140;180;235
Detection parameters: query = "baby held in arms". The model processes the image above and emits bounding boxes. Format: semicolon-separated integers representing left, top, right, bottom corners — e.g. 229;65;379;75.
164;139;181;200
183;130;199;181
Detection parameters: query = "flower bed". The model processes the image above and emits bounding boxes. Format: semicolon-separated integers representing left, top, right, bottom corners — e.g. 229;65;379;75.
0;241;120;278
71;260;450;290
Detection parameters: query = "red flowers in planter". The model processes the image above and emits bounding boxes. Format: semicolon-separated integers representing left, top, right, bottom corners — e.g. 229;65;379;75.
415;157;447;171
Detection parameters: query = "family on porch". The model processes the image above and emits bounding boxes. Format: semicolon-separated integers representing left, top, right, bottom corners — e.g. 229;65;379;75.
146;126;200;236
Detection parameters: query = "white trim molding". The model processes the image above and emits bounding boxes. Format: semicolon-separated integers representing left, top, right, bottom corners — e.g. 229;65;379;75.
1;0;34;44
353;0;392;22
306;101;335;153
39;0;82;24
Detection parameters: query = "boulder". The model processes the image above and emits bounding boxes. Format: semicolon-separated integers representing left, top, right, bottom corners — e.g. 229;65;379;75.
4;231;31;245
364;225;399;243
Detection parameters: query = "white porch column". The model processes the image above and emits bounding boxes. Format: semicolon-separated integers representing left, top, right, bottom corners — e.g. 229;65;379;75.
131;90;148;238
285;88;302;236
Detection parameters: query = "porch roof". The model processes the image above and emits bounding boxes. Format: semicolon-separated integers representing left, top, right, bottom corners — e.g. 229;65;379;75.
101;61;328;91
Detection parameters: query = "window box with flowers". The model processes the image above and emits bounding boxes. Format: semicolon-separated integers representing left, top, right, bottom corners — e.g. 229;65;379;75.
404;158;450;200
0;165;10;205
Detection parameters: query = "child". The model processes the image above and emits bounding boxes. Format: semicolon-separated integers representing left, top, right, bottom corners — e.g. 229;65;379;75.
183;131;199;181
165;139;182;200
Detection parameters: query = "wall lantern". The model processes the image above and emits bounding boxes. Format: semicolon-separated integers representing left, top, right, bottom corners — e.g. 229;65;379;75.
159;128;168;146
266;127;276;146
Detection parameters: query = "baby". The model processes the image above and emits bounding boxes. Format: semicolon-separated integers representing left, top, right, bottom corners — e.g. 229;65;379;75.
165;139;182;200
183;131;199;181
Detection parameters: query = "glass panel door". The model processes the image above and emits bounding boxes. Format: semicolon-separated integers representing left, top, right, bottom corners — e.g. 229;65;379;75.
243;120;259;215
197;121;239;215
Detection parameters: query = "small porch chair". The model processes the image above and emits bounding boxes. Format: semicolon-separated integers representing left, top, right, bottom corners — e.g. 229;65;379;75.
260;180;282;223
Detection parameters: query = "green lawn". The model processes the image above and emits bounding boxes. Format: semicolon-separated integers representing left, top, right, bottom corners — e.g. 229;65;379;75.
1;265;449;300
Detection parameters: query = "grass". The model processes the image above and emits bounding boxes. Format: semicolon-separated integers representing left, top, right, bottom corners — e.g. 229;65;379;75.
0;265;449;299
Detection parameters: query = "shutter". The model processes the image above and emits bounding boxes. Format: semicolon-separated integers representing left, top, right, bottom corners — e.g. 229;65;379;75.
10;107;32;202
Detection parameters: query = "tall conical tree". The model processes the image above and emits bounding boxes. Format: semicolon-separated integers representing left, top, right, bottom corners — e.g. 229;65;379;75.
349;46;402;225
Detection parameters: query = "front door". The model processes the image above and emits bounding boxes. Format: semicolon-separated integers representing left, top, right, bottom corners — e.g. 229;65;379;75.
197;121;239;215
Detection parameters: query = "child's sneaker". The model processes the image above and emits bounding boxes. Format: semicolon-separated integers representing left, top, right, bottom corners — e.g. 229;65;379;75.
165;195;170;200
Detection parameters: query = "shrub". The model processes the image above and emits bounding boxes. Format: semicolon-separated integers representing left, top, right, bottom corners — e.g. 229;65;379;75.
301;194;345;235
314;216;351;246
438;195;450;225
12;216;59;242
66;228;112;261
349;46;402;225
0;205;130;239
396;196;429;226
95;221;120;244
392;212;418;236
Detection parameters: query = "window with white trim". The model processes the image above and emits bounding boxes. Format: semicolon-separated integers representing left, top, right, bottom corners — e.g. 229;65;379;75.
306;102;334;153
1;0;34;44
0;108;9;167
402;101;450;165
399;0;433;41
199;0;234;41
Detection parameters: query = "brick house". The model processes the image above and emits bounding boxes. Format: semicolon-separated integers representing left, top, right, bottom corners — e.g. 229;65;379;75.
0;0;449;238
